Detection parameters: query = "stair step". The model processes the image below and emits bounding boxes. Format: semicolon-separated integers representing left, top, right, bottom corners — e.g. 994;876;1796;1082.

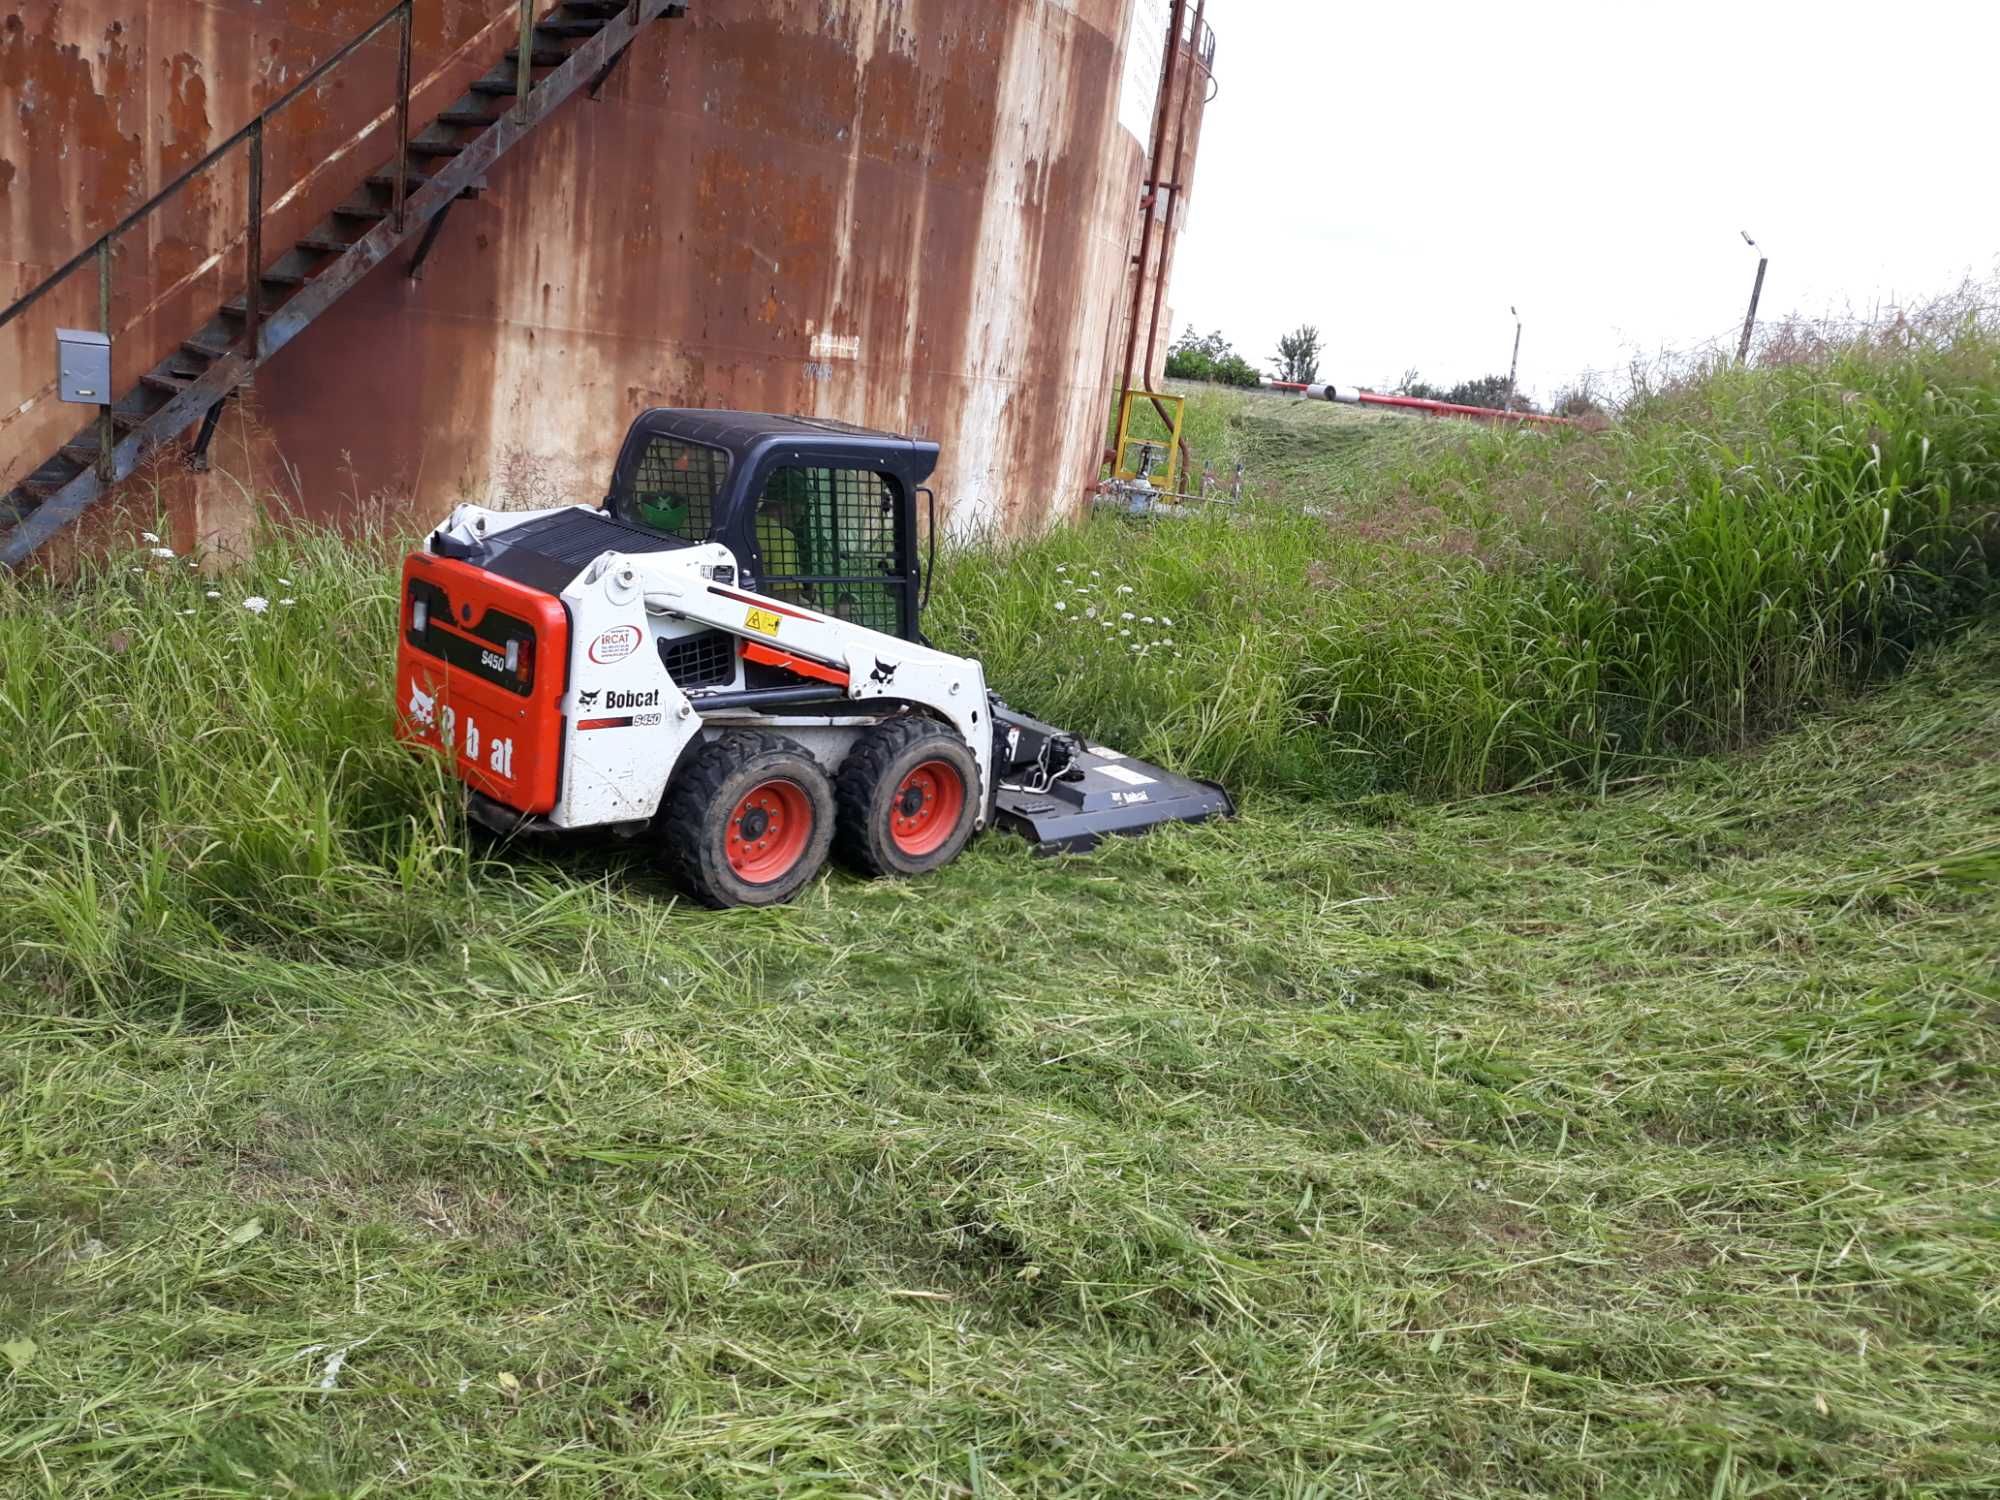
365;170;431;192
261;269;308;288
561;1;628;15
219;288;293;319
182;338;232;361
333;203;390;222
536;19;605;36
407;139;467;158
436;109;501;128
297;233;360;254
469;77;521;96
503;46;570;66
140;370;194;395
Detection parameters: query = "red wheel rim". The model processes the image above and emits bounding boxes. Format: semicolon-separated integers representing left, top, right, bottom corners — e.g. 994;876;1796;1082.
890;758;966;857
725;778;814;883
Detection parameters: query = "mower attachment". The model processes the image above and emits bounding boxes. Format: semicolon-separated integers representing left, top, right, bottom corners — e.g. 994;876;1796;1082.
988;703;1235;855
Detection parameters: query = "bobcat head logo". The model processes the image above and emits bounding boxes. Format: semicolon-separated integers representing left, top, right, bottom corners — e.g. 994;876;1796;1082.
869;658;898;686
407;681;437;728
578;689;601;709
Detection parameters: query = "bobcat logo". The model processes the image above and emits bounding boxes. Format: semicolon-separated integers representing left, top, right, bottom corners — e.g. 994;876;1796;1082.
869;658;898;686
407;681;437;729
578;690;601;709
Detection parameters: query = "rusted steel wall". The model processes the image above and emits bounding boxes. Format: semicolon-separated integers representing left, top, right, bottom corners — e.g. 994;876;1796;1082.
3;0;1213;547
1;1;514;509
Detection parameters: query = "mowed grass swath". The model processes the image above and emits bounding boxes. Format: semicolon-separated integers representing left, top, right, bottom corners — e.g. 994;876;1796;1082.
0;309;1997;1496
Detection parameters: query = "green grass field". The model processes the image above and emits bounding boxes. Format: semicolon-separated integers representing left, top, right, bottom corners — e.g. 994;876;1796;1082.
3;329;1999;1496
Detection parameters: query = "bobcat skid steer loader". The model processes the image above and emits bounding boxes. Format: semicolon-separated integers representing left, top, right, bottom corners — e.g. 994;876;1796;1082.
394;410;1233;907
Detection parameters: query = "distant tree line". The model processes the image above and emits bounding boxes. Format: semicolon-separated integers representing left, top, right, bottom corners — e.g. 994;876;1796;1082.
1163;323;1607;419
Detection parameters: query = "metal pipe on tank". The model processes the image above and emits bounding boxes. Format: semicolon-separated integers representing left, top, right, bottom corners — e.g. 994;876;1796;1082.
1118;0;1188;414
1142;0;1206;399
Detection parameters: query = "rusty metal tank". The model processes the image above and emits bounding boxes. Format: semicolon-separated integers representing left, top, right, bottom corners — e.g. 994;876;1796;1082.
1;0;1214;552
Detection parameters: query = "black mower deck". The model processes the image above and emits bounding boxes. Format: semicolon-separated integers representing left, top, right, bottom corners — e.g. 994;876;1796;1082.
988;704;1235;854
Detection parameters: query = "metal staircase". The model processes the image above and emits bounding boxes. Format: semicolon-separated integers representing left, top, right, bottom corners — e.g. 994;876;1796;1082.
0;0;686;567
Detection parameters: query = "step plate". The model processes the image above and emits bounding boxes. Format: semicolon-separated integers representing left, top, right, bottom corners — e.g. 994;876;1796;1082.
990;706;1234;855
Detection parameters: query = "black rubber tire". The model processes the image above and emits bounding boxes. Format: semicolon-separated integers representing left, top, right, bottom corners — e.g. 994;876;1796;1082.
659;730;835;909
833;716;981;879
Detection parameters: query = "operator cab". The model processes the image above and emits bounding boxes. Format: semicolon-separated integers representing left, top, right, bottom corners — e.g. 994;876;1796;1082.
603;409;939;644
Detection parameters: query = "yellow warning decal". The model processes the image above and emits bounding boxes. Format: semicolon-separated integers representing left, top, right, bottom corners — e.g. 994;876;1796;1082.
744;607;782;638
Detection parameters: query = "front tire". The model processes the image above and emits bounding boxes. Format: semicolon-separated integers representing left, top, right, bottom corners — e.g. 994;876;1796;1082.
661;731;835;908
834;717;981;878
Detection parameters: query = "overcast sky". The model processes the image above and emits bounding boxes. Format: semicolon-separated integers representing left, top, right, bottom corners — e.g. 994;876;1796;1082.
1170;0;2000;404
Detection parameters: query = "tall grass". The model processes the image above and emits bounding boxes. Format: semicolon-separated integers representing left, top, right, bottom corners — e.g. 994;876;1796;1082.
938;315;2000;795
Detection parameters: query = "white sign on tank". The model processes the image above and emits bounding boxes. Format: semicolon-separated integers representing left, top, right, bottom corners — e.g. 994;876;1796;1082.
1117;0;1171;146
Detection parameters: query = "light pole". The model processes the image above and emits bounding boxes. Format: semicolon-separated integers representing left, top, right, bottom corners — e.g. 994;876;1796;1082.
1507;306;1522;407
1737;231;1768;364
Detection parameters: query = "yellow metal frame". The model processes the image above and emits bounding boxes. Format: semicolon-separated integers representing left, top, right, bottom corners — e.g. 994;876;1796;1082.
1113;389;1183;494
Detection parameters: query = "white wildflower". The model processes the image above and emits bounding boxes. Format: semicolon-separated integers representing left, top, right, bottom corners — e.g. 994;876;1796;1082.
1089;569;1101;577
1116;585;1134;595
1119;628;1131;637
1129;643;1141;653
1140;616;1154;624
1120;611;1135;621
277;577;293;587
243;596;270;615
1054;600;1067;612
150;547;176;560
140;531;160;544
1084;605;1098;619
1055;564;1067;573
178;609;195;616
1161;616;1173;627
1101;620;1114;630
205;589;221;599
456;1377;473;1395
1162;637;1173;647
279;598;296;606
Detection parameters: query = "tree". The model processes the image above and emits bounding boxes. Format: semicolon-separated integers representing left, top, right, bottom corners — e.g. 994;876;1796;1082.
1272;324;1322;384
1164;326;1262;389
1396;369;1445;401
1441;374;1534;412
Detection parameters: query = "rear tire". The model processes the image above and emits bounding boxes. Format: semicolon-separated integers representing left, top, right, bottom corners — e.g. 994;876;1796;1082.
660;731;834;908
834;717;980;879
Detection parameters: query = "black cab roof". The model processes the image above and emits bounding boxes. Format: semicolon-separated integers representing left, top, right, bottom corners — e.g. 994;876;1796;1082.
616;408;941;485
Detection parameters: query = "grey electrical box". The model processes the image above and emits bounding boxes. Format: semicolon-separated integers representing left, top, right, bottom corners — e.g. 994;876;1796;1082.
56;329;112;405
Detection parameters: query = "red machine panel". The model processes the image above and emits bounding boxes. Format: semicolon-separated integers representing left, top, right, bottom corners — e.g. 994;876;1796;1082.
394;551;570;814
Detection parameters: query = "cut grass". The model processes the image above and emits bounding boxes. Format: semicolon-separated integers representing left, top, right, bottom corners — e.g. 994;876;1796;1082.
1;555;1996;1494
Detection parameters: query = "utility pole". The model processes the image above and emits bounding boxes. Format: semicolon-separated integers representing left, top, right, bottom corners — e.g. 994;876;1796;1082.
1737;231;1768;364
1507;306;1521;407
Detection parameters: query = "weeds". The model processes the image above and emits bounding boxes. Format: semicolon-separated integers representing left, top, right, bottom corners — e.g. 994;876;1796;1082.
947;317;2000;797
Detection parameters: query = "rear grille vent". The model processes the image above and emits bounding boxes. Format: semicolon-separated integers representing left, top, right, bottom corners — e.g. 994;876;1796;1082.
659;630;735;690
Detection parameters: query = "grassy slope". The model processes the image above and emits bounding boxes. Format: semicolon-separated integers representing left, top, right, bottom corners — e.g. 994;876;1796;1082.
1;575;1996;1493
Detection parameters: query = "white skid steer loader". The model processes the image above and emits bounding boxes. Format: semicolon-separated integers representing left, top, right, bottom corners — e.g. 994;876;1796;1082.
395;410;1233;907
